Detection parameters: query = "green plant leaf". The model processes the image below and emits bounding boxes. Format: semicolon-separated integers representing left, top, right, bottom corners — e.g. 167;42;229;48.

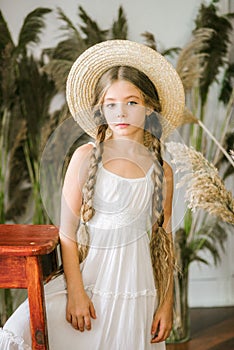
191;255;209;265
187;219;228;265
190;238;220;264
184;209;193;236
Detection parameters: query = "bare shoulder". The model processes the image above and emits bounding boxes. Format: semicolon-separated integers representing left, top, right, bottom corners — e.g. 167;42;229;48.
71;143;94;163
64;143;94;185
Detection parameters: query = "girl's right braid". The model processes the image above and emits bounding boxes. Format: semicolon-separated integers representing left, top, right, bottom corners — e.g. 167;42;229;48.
77;111;108;262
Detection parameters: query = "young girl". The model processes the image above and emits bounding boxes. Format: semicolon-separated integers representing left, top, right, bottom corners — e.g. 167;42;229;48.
0;40;185;349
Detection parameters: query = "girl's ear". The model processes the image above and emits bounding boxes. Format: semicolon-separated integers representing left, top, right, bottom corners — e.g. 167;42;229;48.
146;107;153;117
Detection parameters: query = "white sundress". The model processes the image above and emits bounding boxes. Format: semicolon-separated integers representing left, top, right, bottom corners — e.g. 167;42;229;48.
0;162;166;350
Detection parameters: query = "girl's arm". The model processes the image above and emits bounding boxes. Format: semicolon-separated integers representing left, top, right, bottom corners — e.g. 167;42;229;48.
59;143;96;332
151;161;174;343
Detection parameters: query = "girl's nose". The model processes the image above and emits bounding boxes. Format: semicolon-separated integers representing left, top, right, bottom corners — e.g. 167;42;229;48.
116;103;126;117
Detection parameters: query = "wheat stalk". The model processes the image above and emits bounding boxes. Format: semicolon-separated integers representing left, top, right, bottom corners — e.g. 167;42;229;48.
166;142;234;225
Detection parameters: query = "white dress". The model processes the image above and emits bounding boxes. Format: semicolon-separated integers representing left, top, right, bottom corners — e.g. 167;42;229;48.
0;163;165;350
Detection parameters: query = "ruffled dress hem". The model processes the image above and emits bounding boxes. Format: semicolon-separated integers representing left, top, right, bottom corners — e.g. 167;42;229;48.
0;328;31;350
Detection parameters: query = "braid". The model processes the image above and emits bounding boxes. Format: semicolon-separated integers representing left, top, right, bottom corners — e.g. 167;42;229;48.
145;117;176;308
150;137;164;226
77;110;108;262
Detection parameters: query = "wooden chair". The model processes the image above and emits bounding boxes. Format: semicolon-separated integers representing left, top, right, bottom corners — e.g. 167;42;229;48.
0;224;60;350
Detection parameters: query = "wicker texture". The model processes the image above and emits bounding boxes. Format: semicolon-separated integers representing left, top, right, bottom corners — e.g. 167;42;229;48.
66;40;185;139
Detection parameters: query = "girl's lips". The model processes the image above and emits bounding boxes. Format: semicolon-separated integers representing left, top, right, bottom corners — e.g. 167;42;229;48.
115;123;130;128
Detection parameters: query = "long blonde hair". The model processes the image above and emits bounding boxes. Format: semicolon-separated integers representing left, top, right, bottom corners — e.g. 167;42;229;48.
78;66;175;307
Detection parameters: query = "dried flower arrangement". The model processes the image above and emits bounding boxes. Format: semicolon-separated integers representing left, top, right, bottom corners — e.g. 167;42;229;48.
166;142;234;225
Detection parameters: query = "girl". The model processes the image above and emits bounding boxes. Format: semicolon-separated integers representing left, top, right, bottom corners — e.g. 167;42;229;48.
0;40;185;349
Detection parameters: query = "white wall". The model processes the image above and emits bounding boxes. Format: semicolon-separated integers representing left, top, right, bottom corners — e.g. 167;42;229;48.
1;0;233;307
1;0;201;50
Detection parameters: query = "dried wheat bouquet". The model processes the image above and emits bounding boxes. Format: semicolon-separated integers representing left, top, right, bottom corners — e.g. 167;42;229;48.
166;142;234;225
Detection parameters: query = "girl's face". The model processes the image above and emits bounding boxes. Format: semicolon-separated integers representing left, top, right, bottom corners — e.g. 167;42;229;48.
102;80;147;141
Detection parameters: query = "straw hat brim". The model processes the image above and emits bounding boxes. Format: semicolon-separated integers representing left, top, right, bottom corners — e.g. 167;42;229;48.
66;40;185;139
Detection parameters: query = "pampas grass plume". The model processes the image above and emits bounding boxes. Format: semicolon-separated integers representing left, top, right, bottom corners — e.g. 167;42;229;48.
166;142;234;225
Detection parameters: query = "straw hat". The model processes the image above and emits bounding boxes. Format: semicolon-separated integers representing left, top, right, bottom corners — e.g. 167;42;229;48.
66;39;185;139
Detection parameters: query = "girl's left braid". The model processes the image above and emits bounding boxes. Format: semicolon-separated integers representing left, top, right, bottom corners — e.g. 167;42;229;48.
77;111;108;262
145;123;176;308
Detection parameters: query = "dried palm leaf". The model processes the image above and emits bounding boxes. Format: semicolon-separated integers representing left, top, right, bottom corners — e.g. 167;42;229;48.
18;8;52;51
161;47;181;59
166;141;234;225
78;6;108;46
141;31;157;51
47;37;86;61
194;2;233;105
0;43;16;113
141;31;180;57
0;10;13;50
219;63;234;105
111;6;128;39
176;28;213;92
43;59;72;92
39;109;61;155
18;54;56;134
57;7;81;37
5;119;31;221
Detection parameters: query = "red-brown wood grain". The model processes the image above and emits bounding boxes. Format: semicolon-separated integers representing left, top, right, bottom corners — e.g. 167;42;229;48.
0;224;59;256
0;256;27;288
0;224;60;350
26;256;49;349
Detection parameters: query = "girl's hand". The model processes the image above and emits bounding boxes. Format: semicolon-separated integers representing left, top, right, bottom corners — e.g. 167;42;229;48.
66;290;97;332
150;302;173;343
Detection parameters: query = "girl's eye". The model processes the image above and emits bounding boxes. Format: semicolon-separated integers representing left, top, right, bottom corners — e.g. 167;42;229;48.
127;101;138;106
105;103;116;109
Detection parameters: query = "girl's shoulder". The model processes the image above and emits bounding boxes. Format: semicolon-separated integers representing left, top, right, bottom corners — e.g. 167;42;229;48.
71;142;94;163
66;142;94;177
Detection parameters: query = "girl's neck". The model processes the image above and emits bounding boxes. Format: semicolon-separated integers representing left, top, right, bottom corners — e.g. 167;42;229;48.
110;130;144;144
103;138;150;161
102;139;153;178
